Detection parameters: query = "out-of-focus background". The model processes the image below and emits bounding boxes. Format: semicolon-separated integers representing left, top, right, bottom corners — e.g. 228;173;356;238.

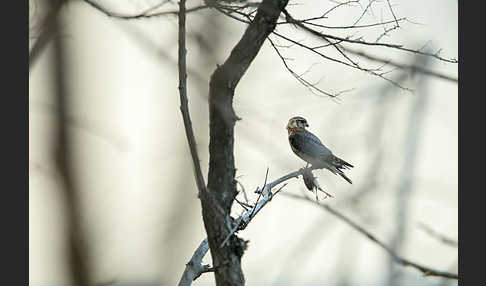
29;0;458;285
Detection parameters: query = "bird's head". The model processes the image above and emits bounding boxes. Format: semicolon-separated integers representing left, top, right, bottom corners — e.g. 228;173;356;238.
287;116;309;133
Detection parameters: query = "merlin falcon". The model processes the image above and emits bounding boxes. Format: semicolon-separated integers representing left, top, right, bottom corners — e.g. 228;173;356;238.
287;116;354;184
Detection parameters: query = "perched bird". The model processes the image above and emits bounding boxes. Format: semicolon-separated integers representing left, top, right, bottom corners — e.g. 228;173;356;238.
287;116;354;184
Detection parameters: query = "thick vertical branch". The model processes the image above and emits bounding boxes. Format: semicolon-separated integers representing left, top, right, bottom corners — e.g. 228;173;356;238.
200;0;289;285
30;0;64;73
385;56;431;284
50;0;91;285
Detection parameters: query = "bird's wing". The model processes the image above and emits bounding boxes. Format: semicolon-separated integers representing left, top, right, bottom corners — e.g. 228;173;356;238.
289;129;332;159
289;130;354;184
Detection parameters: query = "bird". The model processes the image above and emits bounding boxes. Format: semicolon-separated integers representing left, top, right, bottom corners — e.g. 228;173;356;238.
286;116;354;184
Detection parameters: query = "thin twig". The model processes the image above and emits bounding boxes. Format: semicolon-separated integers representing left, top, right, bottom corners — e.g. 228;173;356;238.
385;0;400;28
418;222;458;248
282;9;458;64
248;167;269;219
236;179;249;203
235;198;252;211
280;17;407;30
351;0;380;27
272;30;413;92
342;47;457;83
220;214;246;247
285;193;459;280
83;0;209;19
267;37;345;98
219;6;455;89
322;0;360;18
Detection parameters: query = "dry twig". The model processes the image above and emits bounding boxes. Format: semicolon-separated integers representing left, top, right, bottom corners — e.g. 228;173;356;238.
178;165;327;285
83;0;209;19
285;193;459;280
418;222;458;248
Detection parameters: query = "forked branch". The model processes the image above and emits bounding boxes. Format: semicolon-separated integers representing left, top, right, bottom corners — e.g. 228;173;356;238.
178;166;311;286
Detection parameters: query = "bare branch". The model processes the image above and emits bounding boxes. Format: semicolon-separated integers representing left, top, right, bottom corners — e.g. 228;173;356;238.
418;222;458;248
216;6;252;24
235;198;252;210
178;239;211;286
236;178;249;203
246;167;269;221
285;193;459;280
200;0;290;285
177;0;207;196
385;59;430;284
322;0;360;18
271;30;413;92
351;0;380;27
343;47;457;83
82;0;209;19
282;9;458;64
178;165;323;285
267;36;346;98
279;17;407;30
385;0;400;28
29;0;64;73
217;5;455;92
50;0;91;284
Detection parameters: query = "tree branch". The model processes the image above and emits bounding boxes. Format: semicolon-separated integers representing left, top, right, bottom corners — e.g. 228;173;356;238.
342;47;458;83
82;0;209;19
216;6;457;92
179;166;310;285
177;238;211;286
50;0;91;284
271;30;414;92
177;0;207;196
418;222;458;248
285;193;459;280
267;36;353;98
199;0;289;285
282;9;458;64
29;0;64;73
179;164;458;284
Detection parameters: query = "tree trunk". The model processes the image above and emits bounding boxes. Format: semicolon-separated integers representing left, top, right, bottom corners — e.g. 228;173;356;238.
200;0;289;285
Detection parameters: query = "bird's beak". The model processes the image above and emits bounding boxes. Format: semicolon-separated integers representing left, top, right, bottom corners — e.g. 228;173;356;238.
305;123;309;127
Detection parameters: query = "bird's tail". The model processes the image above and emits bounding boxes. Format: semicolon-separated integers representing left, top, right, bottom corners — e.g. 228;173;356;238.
331;155;354;170
331;155;353;184
337;170;353;184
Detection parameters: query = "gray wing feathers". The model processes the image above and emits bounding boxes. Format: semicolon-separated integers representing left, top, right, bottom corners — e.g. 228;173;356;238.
289;129;354;184
299;130;332;158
